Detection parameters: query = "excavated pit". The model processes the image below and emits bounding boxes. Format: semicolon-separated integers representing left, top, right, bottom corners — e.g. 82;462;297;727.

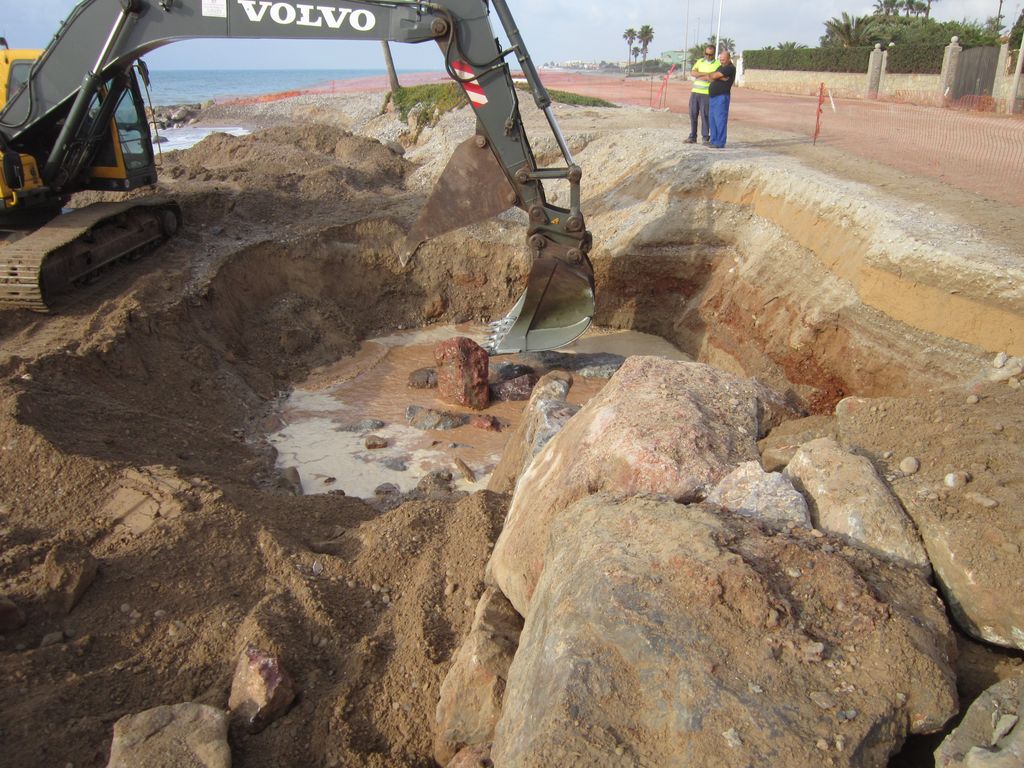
13;186;995;500
2;117;1020;768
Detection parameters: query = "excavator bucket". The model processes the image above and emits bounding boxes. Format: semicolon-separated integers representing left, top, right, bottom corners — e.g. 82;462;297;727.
404;135;595;354
484;254;594;354
402;135;517;266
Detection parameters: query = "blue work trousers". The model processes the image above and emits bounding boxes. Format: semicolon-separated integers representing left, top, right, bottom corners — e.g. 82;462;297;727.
688;92;710;141
709;93;731;147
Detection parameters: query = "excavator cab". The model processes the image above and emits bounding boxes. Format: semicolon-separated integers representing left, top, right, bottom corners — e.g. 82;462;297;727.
80;69;158;192
2;50;155;210
1;49;47;209
1;48;38;100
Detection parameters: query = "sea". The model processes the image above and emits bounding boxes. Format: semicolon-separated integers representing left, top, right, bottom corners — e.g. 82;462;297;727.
144;68;397;150
145;68;389;106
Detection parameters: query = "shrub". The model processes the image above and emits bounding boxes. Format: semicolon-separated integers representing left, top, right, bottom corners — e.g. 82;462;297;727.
389;82;466;127
742;47;873;72
885;44;945;74
516;83;618;108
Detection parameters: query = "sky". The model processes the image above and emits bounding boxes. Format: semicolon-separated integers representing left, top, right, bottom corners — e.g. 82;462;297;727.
0;0;1018;71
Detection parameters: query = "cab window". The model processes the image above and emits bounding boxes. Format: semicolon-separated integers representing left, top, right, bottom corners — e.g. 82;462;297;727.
113;89;149;170
5;60;32;100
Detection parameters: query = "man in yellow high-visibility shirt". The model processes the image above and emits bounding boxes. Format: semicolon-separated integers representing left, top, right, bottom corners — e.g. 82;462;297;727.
688;44;721;144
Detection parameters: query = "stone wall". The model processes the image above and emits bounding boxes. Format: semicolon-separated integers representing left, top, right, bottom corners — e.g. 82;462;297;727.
740;69;865;98
878;72;942;100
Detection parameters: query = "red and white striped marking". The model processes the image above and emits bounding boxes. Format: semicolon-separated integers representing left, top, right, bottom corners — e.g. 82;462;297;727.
453;60;488;108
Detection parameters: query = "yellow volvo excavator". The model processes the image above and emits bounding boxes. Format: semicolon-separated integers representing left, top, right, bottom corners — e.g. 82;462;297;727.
0;0;595;354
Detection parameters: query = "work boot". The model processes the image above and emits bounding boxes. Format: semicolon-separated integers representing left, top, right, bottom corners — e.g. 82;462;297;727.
685;136;697;143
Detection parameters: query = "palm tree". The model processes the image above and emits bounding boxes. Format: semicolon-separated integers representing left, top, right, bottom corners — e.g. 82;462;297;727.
637;25;655;73
623;28;637;70
776;41;808;50
717;37;737;54
823;13;879;47
631;45;641;68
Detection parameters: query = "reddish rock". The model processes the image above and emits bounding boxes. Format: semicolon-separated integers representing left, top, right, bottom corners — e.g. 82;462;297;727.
490;374;538;402
228;645;297;733
469;414;501;432
435;337;490;410
364;434;388;449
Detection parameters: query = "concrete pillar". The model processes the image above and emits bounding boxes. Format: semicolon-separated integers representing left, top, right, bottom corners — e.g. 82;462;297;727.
993;43;1010;106
939;36;962;102
1011;31;1024;114
867;43;883;98
878;43;895;98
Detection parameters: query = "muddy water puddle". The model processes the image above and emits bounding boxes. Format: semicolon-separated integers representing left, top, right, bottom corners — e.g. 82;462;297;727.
268;325;690;497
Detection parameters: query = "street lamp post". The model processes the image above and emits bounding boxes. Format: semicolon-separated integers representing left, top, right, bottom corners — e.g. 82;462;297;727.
714;0;725;54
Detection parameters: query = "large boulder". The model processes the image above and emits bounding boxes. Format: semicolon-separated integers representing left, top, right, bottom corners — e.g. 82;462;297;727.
487;371;576;495
707;460;811;528
757;413;838;471
433;587;523;765
834;392;1024;650
492;495;958;767
785;438;930;571
106;703;230;768
935;675;1023;767
488;357;794;614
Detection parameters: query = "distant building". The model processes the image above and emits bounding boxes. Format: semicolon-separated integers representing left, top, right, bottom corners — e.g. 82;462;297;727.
661;50;690;67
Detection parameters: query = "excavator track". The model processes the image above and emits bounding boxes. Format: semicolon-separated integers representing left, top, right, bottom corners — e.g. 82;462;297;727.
0;198;180;311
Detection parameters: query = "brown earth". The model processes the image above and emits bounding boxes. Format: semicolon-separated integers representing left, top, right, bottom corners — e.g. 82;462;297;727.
0;85;1021;768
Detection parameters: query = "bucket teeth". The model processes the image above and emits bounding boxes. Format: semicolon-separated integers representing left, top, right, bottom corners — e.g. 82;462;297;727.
483;313;518;353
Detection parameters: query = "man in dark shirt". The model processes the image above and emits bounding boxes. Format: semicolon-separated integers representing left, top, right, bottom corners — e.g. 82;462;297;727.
708;50;737;149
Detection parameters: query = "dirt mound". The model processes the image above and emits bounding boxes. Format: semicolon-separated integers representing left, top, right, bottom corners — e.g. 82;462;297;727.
162;125;407;220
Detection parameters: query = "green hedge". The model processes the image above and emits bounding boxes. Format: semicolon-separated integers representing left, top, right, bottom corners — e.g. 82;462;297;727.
743;47;873;72
885;44;945;74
